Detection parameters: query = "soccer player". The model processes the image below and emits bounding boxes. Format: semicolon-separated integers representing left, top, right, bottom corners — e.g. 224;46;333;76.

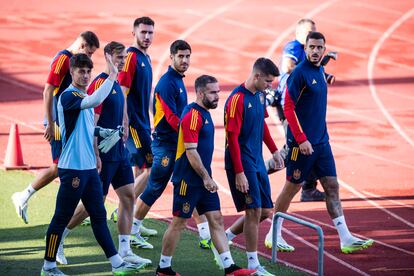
41;53;142;276
156;75;256;276
54;42;151;267
12;31;100;224
224;58;283;276
117;16;158;239
271;31;374;254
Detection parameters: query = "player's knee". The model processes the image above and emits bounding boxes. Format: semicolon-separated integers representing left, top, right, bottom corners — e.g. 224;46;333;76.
170;217;187;231
208;213;224;230
260;208;273;220
245;208;261;222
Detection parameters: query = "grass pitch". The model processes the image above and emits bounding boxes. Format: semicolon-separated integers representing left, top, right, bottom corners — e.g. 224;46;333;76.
0;170;304;275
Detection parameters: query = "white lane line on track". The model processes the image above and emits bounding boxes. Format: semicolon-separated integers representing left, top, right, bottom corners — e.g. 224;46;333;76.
0;114;44;132
264;0;339;58
338;179;414;228
361;190;414;210
368;8;414;148
152;0;244;82
286;212;414;257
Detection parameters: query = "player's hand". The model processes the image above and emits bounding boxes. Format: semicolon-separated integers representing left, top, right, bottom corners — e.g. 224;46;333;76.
44;123;54;142
326;73;335;85
96;155;102;173
203;177;218;193
299;140;313;155
272;150;285;169
235;172;249;193
105;52;118;80
122;119;129;142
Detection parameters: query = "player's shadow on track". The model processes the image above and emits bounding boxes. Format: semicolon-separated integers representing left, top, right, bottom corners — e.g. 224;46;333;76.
0;70;43;103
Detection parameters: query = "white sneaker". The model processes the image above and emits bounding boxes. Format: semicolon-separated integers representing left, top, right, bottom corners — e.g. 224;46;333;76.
11;192;28;224
56;243;68;265
112;261;144;275
264;232;295;252
130;233;154;249
140;224;158;236
121;250;152;267
255;265;275;276
40;267;67;276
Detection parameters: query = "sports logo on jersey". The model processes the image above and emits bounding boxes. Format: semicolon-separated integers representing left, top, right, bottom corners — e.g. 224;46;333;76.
182;202;190;214
293;169;301;180
179;88;183;93
111;89;117;94
205;119;209;124
72;177;80;188
161;156;170;167
312;79;317;85
245;194;253;204
141;62;145;67
146;153;153;164
259;93;264;104
248;102;252;108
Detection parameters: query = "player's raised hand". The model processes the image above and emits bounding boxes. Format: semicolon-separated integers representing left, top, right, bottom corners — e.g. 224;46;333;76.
235;172;249;193
299;140;314;155
105;52;118;80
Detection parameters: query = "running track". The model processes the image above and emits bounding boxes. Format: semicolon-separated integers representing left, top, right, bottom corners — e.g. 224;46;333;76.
0;0;413;274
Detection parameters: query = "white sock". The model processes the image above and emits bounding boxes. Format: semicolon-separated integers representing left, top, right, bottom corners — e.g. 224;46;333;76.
220;251;234;269
333;216;354;245
118;235;130;256
277;218;284;238
43;260;56;270
246;251;260;269
197;221;211;240
225;228;236;241
131;218;142;235
109;254;124;268
60;228;71;244
159;255;172;268
20;184;36;203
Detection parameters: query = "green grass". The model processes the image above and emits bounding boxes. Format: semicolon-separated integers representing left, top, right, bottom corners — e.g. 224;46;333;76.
0;170;304;275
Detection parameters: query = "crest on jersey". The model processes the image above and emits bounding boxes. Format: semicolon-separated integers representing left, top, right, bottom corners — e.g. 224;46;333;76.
293;169;301;180
161;156;170;167
259;93;264;104
146;153;153;164
72;177;80;188
182;202;190;214
245;194;253;204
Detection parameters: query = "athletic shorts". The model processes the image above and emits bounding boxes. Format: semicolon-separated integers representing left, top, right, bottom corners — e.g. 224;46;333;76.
140;141;176;207
286;142;337;184
100;158;134;196
50;138;62;164
126;127;153;168
172;179;220;219
226;169;273;212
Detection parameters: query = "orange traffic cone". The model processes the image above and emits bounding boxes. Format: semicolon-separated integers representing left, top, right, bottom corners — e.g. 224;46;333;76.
3;123;29;170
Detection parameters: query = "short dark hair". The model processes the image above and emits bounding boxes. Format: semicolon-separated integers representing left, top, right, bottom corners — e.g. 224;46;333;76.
306;31;326;43
253;57;279;77
70;53;93;69
195;75;218;93
80;31;100;48
170;40;191;55
133;16;155;28
297;18;315;27
104;41;125;55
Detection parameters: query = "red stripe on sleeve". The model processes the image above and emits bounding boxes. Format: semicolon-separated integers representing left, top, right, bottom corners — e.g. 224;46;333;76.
159;95;180;132
284;87;307;144
46;54;69;87
181;109;203;143
228;132;243;173
118;52;137;88
263;121;277;153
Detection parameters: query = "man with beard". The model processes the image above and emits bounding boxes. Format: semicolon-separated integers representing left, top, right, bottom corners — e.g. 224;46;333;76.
272;32;374;254
156;75;256;276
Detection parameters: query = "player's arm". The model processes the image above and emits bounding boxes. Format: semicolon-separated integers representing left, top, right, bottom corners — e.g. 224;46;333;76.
94;114;102;172
263;115;284;169
226;93;249;193
155;82;181;132
284;72;314;155
182;110;217;193
44;54;70;142
281;56;297;74
118;51;136;141
81;53;118;109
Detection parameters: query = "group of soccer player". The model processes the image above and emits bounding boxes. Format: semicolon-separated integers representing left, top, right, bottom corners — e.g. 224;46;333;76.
10;16;374;276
